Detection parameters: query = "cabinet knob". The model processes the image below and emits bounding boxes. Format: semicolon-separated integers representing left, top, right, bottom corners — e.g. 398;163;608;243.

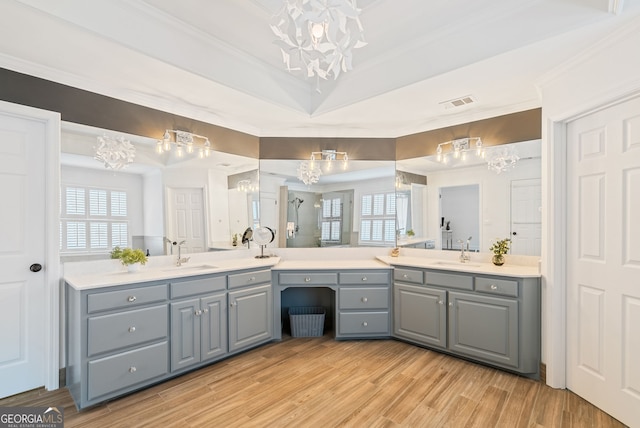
304;277;311;282
128;327;136;333
249;276;256;281
362;321;368;327
127;296;136;302
203;308;209;313
195;309;203;316
129;367;137;373
438;300;443;305
230;302;236;307
361;297;368;303
402;274;409;279
449;302;454;307
490;284;498;290
361;276;367;281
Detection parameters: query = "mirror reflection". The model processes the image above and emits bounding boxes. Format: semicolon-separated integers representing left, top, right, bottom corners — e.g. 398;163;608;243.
396;139;541;256
60;122;259;261
258;158;396;248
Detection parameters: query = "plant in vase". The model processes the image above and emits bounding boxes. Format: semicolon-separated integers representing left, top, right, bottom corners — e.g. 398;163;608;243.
111;246;148;272
489;238;511;266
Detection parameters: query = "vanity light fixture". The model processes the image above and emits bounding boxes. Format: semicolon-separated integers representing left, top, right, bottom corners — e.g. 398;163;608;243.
237;179;258;193
94;134;136;170
156;130;211;159
270;0;367;88
435;137;484;164
297;150;349;185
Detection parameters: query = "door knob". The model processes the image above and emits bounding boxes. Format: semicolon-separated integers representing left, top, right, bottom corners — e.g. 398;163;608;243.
29;263;42;272
512;232;517;236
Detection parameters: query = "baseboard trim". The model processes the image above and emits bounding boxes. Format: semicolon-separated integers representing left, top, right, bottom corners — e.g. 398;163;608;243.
540;363;546;384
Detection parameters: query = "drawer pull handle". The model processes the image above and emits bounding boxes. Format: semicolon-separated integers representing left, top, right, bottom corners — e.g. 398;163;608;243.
490;284;498;290
304;277;311;282
362;276;367;281
129;367;137;373
128;327;136;333
361;297;368;303
362;321;368;327
127;296;136;302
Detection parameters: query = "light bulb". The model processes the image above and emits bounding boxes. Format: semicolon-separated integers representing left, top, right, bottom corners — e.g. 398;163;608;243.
156;140;164;154
176;144;184;158
186;142;194;154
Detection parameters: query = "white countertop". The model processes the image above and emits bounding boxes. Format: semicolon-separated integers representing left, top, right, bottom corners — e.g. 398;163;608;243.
376;255;541;278
64;247;541;291
65;257;280;290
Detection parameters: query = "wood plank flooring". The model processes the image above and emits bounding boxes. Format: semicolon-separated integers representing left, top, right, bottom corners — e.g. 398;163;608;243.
0;336;626;427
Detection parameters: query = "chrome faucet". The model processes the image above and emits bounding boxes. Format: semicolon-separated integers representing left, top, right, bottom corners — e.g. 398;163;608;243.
458;236;472;263
176;240;190;266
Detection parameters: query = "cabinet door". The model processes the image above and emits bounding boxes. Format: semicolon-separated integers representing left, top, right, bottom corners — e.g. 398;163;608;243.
201;293;228;362
448;291;518;367
170;298;200;372
394;284;446;348
228;284;272;352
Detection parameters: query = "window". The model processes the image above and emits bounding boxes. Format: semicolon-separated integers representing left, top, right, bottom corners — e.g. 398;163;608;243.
321;197;342;243
360;192;396;245
60;185;129;253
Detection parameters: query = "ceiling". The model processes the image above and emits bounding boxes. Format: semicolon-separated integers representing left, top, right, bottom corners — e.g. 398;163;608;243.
1;0;640;138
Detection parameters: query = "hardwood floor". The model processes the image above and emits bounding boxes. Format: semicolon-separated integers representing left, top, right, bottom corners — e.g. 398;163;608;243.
0;336;626;427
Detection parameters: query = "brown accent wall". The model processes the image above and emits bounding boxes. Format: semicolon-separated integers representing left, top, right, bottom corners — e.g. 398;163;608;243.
1;67;540;161
0;68;259;158
396;108;542;160
259;137;396;160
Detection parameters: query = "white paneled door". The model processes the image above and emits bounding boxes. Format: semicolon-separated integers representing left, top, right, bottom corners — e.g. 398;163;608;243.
0;105;49;397
510;178;541;256
567;96;640;426
167;187;206;254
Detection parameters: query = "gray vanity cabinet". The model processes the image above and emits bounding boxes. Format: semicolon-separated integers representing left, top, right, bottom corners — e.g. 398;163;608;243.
170;275;228;372
392;266;540;377
228;269;273;352
394;283;446;348
170;292;227;372
66;282;170;409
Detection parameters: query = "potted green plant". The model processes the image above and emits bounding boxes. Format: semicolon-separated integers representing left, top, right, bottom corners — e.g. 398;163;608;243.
406;229;415;237
111;246;148;272
489;238;511;266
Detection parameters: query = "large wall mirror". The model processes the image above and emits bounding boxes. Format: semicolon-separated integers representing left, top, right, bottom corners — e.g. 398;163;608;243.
396;139;541;256
60;122;258;261
258;158;396;248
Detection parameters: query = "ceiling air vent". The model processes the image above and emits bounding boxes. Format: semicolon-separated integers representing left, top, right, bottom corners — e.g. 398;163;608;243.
439;95;477;110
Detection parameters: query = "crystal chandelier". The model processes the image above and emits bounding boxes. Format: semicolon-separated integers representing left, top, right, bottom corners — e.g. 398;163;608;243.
94;135;136;170
156;130;211;159
297;160;322;185
486;146;520;174
270;0;367;85
237;179;258;193
435;137;485;164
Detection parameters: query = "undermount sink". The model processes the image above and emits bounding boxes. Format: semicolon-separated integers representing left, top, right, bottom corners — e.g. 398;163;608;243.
161;264;218;272
432;260;482;268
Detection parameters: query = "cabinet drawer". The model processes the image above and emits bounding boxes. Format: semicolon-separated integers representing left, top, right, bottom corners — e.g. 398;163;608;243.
87;284;167;313
394;268;424;284
425;271;472;290
87;341;169;400
339;312;389;335
339;271;389;285
339;287;389;310
88;305;168;357
170;276;226;299
228;269;271;289
475;277;518;297
278;272;338;286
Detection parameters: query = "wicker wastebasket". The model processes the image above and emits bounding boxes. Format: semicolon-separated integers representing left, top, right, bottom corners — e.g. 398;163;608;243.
288;306;326;337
